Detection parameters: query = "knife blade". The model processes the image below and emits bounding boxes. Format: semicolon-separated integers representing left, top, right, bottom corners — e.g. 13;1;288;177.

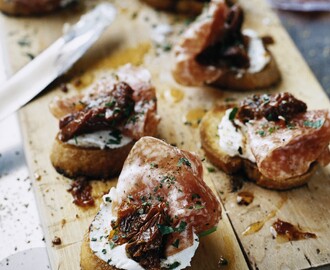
0;3;116;121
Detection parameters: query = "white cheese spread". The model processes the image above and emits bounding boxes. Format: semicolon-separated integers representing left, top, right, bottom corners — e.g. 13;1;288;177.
243;29;271;74
218;108;256;162
89;188;199;270
152;24;173;44
66;130;132;149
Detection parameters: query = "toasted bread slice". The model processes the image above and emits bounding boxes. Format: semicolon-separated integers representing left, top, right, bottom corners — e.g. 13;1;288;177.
50;135;135;180
212;52;281;91
141;0;206;15
81;232;117;270
242;159;318;190
200;105;243;174
200;106;318;190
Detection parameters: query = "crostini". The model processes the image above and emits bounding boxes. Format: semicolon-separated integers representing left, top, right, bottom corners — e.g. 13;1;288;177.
0;0;74;16
49;64;160;179
172;0;281;90
200;92;330;189
81;136;221;270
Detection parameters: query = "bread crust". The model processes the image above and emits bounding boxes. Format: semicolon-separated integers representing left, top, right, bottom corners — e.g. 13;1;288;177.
211;52;281;91
81;232;118;270
200;106;318;190
50;135;135;179
0;0;65;16
200;104;243;174
141;0;206;15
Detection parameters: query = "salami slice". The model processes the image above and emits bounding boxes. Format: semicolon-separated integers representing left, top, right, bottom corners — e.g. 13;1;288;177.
246;110;330;180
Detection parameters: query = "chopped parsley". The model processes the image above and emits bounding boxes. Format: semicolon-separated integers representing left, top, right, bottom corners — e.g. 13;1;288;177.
198;226;217;237
229;107;238;121
176;221;187;233
163;43;172;52
123;103;134;117
109;241;115;249
150;162;158;168
268;126;279;134
262;94;270;104
17;37;31;47
105;100;116;107
238;146;243;155
303;119;324;129
256;130;266;137
74;136;78;145
207;167;216;173
102;249;107;254
25;52;35;60
105;197;112;203
171;239;180;248
287;123;296;129
194;201;205;210
157;224;175;235
108;130;122;145
157;221;187;236
177;157;192;167
192;193;201;200
167;262;181;269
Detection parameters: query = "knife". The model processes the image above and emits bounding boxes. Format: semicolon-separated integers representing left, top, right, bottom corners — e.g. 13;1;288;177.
0;3;116;121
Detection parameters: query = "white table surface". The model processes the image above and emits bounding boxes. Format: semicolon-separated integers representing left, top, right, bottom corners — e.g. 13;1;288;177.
0;36;49;269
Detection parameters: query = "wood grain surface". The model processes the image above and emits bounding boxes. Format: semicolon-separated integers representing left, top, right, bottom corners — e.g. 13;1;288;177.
1;0;329;269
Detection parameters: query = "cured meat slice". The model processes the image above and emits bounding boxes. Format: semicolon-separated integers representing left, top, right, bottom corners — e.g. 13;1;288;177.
88;137;221;269
172;0;228;85
246;110;330;180
49;64;159;141
113;137;221;257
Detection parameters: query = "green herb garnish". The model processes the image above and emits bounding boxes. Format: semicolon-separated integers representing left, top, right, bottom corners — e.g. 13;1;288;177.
150;162;158;169
256;130;266;137
176;221;187;233
157;221;187;236
167;262;181;269
157;224;175;235
172;239;180;248
268;126;279;134
163;43;172;52
195;201;205;210
105;100;116;107
177;157;191;167
229;107;238;121
303;119;324;129
109;241;115;249
105;197;112;203
108;130;122;145
287;123;296;129
192;193;201;200
198;226;217;237
127;195;134;201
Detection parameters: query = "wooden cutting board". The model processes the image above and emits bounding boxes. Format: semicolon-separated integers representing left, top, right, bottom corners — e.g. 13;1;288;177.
1;0;329;269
